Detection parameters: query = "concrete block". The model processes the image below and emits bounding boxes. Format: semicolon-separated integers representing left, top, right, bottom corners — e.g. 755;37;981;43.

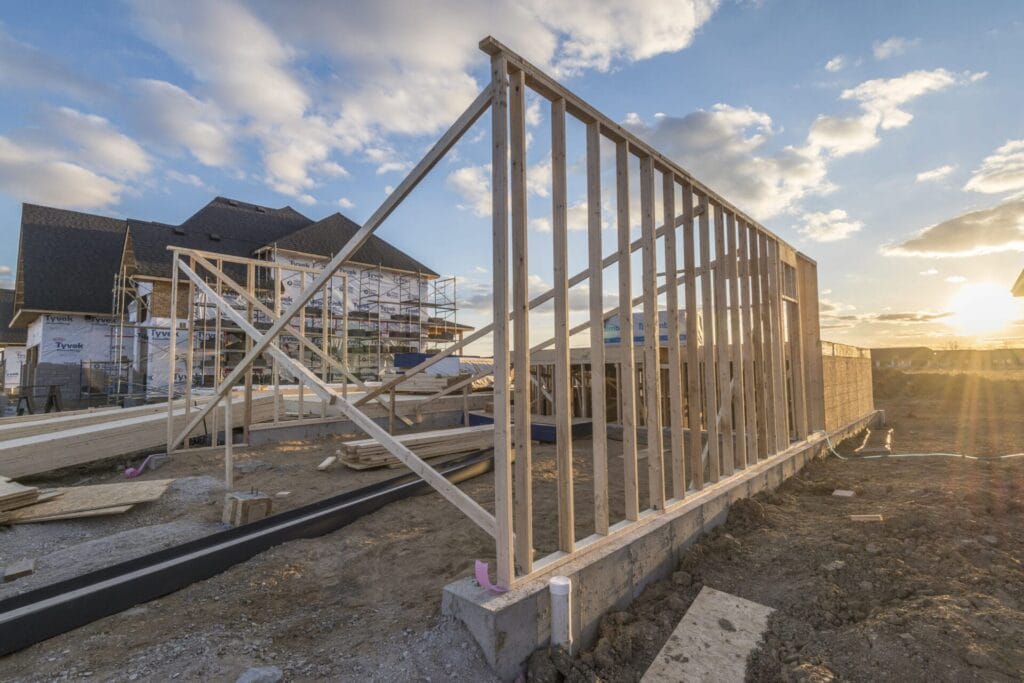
642;587;773;682
222;491;273;526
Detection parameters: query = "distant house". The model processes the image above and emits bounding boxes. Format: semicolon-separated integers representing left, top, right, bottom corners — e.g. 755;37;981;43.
871;346;1024;372
9;197;460;404
871;347;934;369
931;348;1024;370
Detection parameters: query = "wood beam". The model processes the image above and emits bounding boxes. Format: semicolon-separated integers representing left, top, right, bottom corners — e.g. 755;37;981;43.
490;53;516;587
551;97;575;551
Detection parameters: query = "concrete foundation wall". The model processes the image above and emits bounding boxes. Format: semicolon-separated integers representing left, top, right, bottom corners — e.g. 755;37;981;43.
442;410;880;680
821;341;874;433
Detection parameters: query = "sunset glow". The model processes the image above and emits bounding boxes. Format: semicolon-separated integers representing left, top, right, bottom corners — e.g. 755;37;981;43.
947;282;1021;336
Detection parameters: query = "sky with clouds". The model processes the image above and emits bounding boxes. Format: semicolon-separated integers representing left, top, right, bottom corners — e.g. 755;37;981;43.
1;0;1022;350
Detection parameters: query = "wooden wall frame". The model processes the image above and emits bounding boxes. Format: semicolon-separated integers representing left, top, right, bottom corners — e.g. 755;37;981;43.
164;35;825;591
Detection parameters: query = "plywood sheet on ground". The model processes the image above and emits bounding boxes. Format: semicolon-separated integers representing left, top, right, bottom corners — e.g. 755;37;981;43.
6;479;173;523
14;505;134;523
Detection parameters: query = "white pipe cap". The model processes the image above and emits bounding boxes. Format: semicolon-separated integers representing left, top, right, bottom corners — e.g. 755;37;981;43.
549;575;571;595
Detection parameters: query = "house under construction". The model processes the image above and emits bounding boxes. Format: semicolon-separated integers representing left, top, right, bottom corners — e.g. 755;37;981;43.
6;197;469;406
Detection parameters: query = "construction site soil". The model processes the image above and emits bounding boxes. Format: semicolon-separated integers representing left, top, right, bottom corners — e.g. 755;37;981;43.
532;369;1024;681
2;369;1022;681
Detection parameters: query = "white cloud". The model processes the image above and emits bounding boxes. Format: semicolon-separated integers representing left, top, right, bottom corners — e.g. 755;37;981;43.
825;55;846;72
523;0;719;74
872;37;919;60
133;79;234;167
885;199;1024;257
131;0;308;123
527;159;552;198
916;164;955;183
130;0;326;199
316;161;350;179
525;99;542;127
806;114;880;157
842;69;973;130
625;105;830;219
47;107;151;179
337;197;355;209
964;139;1024;195
129;0;719;201
447;164;491;217
945;275;967;283
0;135;124;208
0;105;152;209
166;170;207;188
364;146;411;175
809;69;982;157
797;209;863;242
919;268;938;276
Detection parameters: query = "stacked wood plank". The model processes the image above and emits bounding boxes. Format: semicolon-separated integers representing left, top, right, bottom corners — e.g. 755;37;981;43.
0;476;39;512
339;425;494;469
3;479;173;524
380;372;467;395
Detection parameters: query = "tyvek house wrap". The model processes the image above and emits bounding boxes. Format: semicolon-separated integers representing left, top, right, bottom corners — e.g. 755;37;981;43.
603;310;705;346
27;314;120;364
2;346;25;390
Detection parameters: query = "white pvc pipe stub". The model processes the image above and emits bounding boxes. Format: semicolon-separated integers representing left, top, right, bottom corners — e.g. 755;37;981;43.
549;575;573;650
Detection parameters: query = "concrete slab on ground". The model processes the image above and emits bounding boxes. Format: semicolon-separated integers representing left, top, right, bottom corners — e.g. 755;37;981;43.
641;586;773;682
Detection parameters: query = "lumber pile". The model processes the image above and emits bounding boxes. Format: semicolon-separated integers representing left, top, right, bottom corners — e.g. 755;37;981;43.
380;372;468;395
2;478;173;524
0;476;39;513
339;425;494;469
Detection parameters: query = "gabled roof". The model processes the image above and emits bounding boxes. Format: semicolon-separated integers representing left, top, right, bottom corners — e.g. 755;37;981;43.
0;289;27;345
127;197;313;279
13;197;441;326
269;212;439;277
1013;269;1024;297
13;204;127;323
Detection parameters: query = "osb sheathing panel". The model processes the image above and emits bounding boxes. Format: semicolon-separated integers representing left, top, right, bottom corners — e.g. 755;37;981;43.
822;354;873;432
149;281;190;319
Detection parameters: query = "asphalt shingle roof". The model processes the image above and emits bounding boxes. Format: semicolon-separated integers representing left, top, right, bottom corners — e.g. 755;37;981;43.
15;204;127;316
128;197;313;279
14;197;439;322
270;213;439;277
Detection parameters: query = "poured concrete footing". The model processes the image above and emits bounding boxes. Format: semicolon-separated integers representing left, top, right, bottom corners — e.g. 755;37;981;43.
442;411;879;680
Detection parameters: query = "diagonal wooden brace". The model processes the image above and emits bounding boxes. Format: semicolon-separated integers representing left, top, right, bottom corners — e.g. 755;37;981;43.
178;261;497;538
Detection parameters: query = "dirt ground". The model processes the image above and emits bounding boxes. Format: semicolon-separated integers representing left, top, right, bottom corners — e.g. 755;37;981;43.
530;369;1024;681
0;426;651;681
873;368;1024;456
2;369;1023;681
